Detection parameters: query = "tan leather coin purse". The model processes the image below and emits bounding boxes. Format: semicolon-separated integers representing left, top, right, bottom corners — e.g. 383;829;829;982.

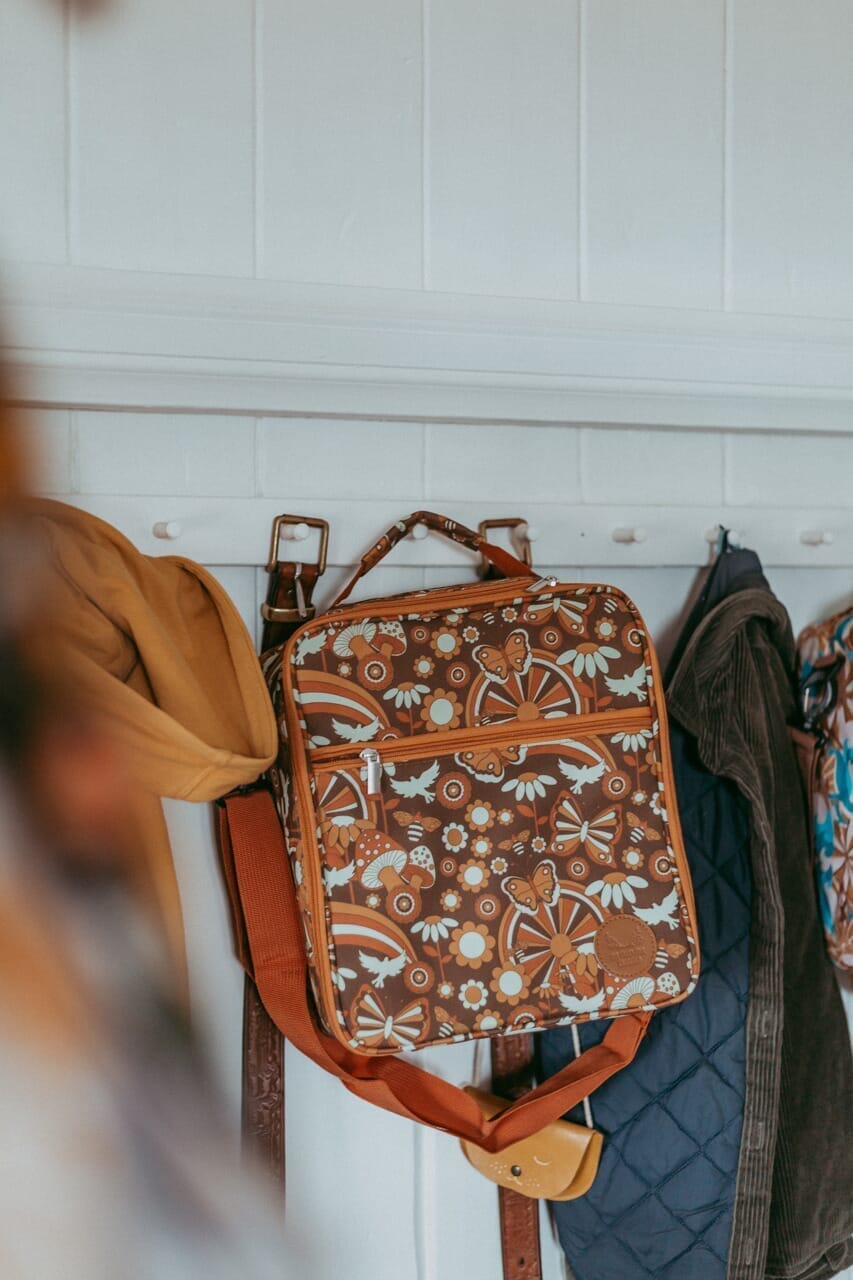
461;1087;602;1200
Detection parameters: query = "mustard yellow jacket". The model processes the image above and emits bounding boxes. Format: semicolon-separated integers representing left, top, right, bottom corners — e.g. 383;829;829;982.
27;499;277;966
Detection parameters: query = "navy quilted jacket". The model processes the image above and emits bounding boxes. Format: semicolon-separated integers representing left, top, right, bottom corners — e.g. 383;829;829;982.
541;721;751;1280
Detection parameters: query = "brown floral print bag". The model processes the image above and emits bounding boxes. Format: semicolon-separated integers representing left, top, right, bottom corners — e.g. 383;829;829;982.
222;512;700;1153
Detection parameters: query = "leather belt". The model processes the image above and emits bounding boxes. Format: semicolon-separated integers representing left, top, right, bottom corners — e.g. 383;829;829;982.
481;519;542;1280
491;1034;543;1280
239;516;327;1186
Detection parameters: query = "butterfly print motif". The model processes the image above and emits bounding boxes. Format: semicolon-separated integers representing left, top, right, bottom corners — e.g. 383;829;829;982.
350;985;429;1050
523;596;590;632
502;860;560;916
553;794;622;864
455;742;527;783
472;629;532;683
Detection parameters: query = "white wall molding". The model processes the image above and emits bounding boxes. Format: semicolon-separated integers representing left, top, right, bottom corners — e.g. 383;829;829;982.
3;263;853;430
54;494;853;570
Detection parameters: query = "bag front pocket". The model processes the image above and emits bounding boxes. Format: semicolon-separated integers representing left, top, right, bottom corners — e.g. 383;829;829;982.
305;710;698;1055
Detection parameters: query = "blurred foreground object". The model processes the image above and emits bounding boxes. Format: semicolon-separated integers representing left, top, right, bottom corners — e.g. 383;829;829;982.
0;403;296;1278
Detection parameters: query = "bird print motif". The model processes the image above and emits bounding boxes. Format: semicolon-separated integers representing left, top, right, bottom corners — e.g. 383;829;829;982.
389;761;441;802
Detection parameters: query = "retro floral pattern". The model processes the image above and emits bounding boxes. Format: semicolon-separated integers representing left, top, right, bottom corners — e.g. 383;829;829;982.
270;579;699;1054
798;609;853;970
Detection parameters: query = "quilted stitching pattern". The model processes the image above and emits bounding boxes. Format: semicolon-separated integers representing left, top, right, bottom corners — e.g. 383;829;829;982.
541;724;751;1280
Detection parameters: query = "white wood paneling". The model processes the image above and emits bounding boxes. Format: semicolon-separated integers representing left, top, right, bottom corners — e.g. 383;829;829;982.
427;0;579;299
729;0;853;318
70;0;254;275
284;1048;420;1280
258;419;424;500
73;412;256;496
260;0;423;288
7;264;853;431
425;423;581;503
726;432;853;508
0;0;67;264
581;429;724;506
163;797;245;1127
582;0;725;308
766;568;853;639
206;564;261;644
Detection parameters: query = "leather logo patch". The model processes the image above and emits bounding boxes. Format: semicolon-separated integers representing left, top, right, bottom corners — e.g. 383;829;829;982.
594;915;657;978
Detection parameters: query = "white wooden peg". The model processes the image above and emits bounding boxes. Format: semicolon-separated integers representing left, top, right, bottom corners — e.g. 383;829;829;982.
612;526;647;545
799;529;835;546
282;521;310;542
152;521;181;540
410;523;428;540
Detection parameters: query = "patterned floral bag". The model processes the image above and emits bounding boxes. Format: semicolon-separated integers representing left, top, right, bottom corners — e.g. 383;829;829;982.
799;607;853;971
225;512;700;1152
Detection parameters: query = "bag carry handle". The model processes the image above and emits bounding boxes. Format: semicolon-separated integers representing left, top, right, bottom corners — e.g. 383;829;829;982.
220;788;651;1154
330;510;535;609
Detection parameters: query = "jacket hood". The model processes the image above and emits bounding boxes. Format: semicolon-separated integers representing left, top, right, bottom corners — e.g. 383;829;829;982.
26;498;276;801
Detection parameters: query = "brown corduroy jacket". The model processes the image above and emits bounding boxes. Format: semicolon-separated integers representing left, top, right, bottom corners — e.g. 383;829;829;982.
668;580;853;1280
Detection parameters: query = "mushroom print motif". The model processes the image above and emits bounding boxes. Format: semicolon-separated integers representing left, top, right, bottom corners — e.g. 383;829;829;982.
408;845;437;899
333;620;407;692
354;833;437;923
356;831;419;922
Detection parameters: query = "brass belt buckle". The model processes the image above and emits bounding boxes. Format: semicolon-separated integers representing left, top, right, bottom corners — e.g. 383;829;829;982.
478;517;533;577
263;514;330;623
266;514;329;576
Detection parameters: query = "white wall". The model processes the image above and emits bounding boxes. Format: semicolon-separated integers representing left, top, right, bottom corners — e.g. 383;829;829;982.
4;0;853;315
3;3;853;1279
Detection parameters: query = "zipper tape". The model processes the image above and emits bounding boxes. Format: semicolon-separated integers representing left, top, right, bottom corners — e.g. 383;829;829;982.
311;704;655;770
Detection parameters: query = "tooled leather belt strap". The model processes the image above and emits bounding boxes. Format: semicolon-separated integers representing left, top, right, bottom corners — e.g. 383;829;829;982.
240;528;326;1186
491;1034;543;1280
481;521;543;1280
